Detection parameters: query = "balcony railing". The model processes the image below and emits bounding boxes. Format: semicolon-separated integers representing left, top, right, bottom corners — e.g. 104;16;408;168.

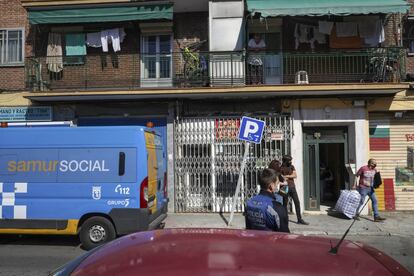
25;47;405;92
282;47;405;84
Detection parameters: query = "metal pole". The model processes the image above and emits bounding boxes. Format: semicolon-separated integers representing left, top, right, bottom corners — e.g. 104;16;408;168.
228;141;250;226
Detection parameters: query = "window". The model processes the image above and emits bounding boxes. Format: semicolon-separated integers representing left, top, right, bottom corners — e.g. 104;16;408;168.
141;34;172;87
404;19;414;56
0;29;24;65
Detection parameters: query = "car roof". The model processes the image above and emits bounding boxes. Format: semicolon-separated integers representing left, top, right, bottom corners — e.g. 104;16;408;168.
71;228;409;276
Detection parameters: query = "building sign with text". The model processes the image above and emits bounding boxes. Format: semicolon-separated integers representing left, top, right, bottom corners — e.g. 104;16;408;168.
0;106;52;122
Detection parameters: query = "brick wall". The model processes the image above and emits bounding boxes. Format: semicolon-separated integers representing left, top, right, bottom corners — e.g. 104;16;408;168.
0;0;31;91
383;14;400;48
23;13;208;91
173;12;208;52
29;23;141;90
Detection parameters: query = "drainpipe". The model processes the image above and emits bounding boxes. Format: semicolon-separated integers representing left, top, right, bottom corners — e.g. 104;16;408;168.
399;13;403;47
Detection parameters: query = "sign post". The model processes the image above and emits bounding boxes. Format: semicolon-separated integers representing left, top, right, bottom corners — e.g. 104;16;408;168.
228;116;265;226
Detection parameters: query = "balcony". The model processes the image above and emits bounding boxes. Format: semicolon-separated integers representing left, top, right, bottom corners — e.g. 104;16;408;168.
25;47;405;92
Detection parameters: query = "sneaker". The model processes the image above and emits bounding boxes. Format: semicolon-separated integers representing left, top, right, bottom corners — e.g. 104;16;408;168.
298;219;309;225
374;216;386;222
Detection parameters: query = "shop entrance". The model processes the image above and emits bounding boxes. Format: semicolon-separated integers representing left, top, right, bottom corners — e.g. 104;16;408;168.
303;128;348;211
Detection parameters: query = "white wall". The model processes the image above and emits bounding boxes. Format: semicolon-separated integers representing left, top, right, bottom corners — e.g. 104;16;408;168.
291;107;369;215
209;1;244;51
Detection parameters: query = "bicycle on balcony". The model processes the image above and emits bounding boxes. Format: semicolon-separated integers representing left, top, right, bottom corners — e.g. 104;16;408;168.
361;48;401;83
26;57;49;91
177;40;208;87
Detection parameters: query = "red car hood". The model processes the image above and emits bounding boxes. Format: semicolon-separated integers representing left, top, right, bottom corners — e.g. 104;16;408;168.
71;228;410;276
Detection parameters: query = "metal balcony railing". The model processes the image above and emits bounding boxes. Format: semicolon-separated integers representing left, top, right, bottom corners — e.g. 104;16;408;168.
25;47;405;92
25;51;245;91
282;47;405;84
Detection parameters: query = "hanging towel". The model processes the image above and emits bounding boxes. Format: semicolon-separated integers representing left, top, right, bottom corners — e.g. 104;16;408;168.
295;24;316;49
345;16;379;38
329;27;362;49
46;33;63;73
318;21;334;35
314;28;326;44
336;22;358;37
86;32;102;48
101;28;122;53
101;30;109;52
109;28;121;52
364;20;385;46
298;24;313;43
65;33;86;56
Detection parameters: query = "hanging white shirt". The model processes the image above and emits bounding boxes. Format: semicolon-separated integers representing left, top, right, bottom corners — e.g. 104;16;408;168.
101;30;109;52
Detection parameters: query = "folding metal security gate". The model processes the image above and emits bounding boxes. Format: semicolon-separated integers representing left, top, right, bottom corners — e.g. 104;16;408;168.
174;115;292;213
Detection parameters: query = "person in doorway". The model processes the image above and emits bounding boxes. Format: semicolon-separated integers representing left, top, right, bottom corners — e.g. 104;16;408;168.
247;33;266;84
245;168;290;232
320;163;334;202
352;159;386;222
280;155;309;225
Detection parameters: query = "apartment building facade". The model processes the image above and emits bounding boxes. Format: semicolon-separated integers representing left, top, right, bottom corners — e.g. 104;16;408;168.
1;0;413;213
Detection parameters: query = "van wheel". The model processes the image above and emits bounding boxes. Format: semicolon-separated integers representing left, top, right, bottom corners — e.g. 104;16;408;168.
79;216;116;250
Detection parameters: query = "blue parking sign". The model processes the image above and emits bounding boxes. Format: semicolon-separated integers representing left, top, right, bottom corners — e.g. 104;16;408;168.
238;116;265;144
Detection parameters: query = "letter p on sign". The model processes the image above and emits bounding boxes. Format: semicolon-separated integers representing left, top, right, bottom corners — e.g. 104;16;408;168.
243;121;259;138
238;116;265;144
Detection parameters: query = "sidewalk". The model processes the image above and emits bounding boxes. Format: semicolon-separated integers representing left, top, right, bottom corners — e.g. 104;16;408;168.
164;211;414;237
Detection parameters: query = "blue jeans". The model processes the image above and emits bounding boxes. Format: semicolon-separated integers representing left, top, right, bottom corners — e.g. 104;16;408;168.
357;186;379;217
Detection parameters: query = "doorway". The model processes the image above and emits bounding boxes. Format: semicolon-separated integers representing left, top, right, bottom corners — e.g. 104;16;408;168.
303;128;348;211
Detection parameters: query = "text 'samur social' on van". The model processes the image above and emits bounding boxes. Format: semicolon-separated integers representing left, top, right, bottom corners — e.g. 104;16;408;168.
0;125;168;250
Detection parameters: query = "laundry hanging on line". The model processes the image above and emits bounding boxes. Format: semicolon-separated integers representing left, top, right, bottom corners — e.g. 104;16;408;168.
85;28;126;52
46;32;63;73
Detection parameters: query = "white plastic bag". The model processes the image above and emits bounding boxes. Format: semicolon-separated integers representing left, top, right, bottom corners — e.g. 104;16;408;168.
335;190;361;219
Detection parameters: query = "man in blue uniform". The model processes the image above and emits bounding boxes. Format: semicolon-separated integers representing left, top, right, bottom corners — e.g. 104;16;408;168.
245;168;290;232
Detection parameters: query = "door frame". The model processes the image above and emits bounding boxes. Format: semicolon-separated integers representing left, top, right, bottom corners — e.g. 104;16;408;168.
303;128;348;210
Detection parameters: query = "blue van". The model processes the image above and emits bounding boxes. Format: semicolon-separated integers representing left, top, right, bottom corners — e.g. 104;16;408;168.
0;126;168;249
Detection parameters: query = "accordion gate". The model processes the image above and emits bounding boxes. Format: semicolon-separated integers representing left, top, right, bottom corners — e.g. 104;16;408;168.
174;115;292;212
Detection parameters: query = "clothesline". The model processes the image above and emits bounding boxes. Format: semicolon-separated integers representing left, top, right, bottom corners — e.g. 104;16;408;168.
86;28;126;53
294;19;384;50
45;28;127;72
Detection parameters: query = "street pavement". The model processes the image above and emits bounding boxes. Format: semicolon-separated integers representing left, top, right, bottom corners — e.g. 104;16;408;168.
164;211;414;237
165;211;414;273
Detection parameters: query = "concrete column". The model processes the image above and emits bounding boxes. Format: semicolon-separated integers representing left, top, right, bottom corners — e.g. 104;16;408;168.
167;102;176;212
